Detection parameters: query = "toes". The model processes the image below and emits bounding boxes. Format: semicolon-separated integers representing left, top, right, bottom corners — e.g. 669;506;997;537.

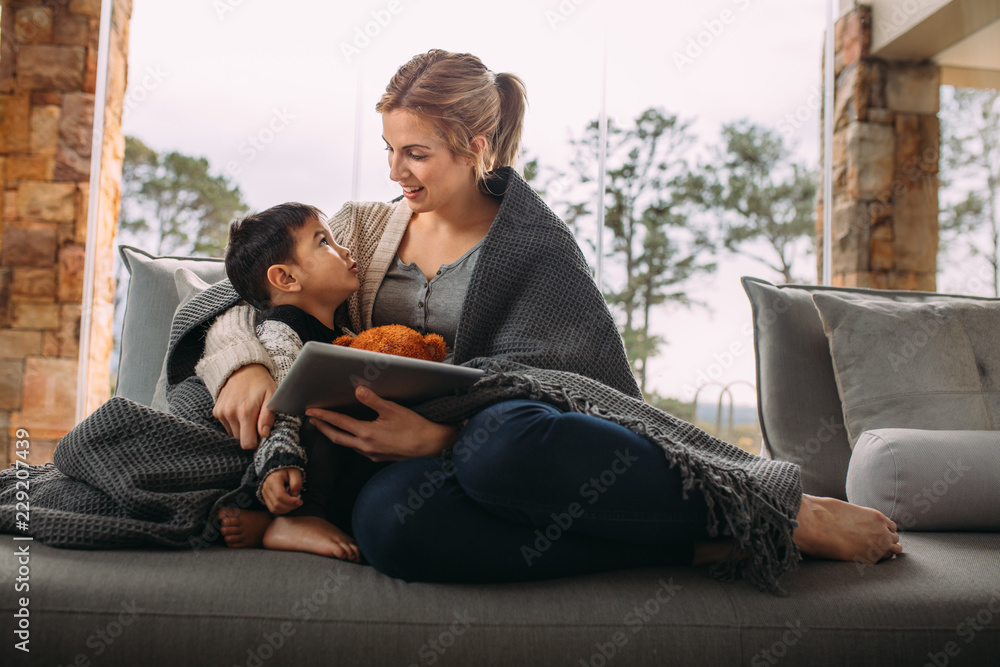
330;539;362;562
878;532;903;559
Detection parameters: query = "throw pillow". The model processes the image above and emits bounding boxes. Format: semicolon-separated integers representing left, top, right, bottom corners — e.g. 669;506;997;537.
847;428;1000;530
149;268;212;411
812;293;1000;447
741;276;1000;500
117;246;227;407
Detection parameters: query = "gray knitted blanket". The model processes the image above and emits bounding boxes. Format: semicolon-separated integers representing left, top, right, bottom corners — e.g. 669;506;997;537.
0;291;260;551
0;169;804;593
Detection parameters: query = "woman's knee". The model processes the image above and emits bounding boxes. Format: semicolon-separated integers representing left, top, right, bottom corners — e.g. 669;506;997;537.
452;400;562;469
451;400;563;494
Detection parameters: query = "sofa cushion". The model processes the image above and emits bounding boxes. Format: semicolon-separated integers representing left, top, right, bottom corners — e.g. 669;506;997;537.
149;268;213;411
4;533;998;665
117;246;226;407
740;276;1000;501
847;429;1000;530
812;294;1000;447
741;277;854;499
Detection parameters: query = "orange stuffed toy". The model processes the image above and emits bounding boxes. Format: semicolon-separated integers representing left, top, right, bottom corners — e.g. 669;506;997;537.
332;324;448;362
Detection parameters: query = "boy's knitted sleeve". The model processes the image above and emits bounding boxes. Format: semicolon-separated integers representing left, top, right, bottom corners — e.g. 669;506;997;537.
249;318;307;503
195;304;274;401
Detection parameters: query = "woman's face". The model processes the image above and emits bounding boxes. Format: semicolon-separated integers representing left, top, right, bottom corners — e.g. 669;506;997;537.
382;110;476;215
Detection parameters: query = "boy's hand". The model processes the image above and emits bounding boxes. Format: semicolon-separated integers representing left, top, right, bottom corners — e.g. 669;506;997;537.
261;467;304;515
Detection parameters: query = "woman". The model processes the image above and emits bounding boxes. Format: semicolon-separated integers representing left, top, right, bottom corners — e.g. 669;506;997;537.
204;49;901;592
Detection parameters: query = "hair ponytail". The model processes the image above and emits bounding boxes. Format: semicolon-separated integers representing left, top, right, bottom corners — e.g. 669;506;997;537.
377;50;528;194
492;72;528;172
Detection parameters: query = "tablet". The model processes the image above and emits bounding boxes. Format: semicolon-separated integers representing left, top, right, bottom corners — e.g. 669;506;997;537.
267;341;484;415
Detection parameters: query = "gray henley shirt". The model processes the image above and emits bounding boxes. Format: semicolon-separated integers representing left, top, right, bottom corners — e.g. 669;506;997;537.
370;240;483;362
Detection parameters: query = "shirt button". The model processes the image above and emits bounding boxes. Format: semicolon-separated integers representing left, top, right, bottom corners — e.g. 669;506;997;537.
418;301;424;308
437;270;441;275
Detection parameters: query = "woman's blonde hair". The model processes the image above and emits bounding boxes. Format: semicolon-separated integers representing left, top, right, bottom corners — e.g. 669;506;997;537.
376;49;527;193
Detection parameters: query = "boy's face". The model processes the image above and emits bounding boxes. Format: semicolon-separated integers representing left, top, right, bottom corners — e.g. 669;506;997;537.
286;216;359;306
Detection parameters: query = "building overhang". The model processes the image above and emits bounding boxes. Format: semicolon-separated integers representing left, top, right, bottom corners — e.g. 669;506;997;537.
840;0;1000;88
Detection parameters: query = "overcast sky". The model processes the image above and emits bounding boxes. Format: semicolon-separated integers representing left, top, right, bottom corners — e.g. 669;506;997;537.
120;0;837;405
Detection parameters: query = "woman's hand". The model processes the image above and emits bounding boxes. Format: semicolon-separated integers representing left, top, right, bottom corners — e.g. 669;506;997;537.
213;364;277;450
306;386;459;462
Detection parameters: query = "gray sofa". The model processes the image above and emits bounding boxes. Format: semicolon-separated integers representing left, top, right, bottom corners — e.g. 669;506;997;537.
2;254;998;666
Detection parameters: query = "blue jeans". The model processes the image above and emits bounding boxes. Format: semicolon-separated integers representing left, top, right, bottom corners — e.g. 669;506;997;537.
351;400;713;583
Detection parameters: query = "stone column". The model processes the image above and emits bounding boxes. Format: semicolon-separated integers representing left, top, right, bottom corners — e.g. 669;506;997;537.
0;0;131;466
817;5;940;290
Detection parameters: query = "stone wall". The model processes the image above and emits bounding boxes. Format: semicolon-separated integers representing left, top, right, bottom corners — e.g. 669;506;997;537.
817;5;940;290
0;0;130;466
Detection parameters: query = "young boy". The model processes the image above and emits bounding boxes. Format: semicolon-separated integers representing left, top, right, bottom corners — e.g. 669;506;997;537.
202;202;361;561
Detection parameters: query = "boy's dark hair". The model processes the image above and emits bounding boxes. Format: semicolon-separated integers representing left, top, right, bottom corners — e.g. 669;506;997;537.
225;202;324;310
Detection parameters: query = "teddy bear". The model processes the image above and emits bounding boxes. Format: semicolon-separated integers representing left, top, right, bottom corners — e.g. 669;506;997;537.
332;324;448;362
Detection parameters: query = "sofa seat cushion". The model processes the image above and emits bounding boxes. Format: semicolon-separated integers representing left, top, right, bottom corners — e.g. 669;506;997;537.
4;533;998;666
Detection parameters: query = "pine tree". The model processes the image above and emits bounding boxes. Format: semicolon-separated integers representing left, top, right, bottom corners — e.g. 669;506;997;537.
561;108;716;393
690;120;816;283
118;136;248;257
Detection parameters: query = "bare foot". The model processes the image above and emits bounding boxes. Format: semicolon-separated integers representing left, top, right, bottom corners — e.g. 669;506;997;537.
218;508;272;548
262;516;361;563
793;495;903;563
